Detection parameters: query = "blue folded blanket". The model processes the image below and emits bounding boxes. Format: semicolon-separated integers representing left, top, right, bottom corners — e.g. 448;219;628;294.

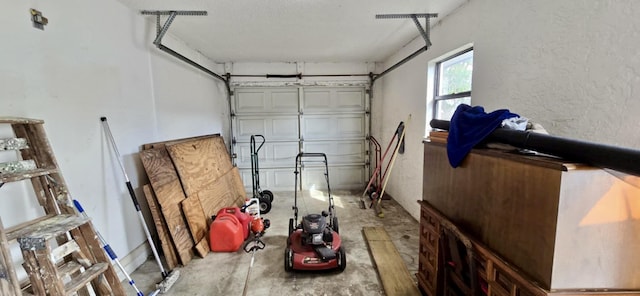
447;104;519;167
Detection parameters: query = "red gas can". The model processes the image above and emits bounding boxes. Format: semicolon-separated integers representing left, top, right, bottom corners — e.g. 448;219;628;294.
216;207;251;239
209;213;244;252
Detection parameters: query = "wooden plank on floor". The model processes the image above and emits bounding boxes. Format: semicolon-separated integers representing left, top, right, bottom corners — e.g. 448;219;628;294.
363;227;421;296
166;136;233;197
142;184;179;270
140;148;194;266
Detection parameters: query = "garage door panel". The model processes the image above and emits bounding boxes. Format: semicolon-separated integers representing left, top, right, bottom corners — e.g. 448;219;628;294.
303;114;365;140
272;118;299;139
236;141;298;168
236;115;298;141
240;167;295;192
303;140;365;164
273;142;299;165
304;91;331;109
233;86;368;191
235;88;298;113
337;90;366;110
303;88;365;112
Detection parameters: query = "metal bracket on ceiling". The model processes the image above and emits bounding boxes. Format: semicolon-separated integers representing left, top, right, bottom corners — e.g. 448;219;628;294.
375;13;438;48
140;10;208;45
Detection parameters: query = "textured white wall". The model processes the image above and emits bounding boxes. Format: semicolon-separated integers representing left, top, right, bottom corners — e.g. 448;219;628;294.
378;0;640;221
0;0;226;277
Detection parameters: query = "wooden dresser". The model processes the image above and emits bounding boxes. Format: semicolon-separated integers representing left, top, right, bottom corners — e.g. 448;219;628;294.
419;141;640;295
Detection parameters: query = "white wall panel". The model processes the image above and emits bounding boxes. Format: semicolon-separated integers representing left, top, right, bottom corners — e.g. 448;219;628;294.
0;0;227;278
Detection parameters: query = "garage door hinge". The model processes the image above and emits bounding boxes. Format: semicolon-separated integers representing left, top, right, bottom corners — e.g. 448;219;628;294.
365;89;371;95
231;112;236;118
232;137;236;144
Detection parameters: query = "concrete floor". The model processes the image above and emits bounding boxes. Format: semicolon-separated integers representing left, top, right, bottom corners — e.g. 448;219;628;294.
123;190;420;296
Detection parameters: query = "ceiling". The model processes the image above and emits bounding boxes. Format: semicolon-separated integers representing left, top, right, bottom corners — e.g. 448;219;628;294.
118;0;467;63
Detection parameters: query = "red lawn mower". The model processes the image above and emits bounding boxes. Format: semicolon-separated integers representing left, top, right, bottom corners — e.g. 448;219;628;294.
284;153;346;272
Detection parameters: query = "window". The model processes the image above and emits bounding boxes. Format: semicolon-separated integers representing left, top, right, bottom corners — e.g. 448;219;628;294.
433;48;473;120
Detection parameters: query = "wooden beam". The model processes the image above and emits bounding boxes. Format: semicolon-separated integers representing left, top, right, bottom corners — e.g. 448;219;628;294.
363;227;421;296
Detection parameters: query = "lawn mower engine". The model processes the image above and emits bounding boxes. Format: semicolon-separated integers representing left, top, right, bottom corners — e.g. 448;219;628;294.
300;213;333;246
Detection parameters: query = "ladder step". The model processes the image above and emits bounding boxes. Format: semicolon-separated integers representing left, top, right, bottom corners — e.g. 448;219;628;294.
63;262;108;295
0;117;44;124
0;160;37;174
0;138;28;150
0;167;58;183
51;240;80;263
8;215;91;249
57;261;82;279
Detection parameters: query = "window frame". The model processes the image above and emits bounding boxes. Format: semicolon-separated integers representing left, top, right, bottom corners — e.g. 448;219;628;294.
432;47;473;120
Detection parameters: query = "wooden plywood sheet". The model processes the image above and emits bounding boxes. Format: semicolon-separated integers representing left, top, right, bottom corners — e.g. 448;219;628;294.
143;184;178;270
160;203;194;266
139;148;185;208
139;147;194;265
363;227;421;296
181;196;209;257
230;167;248;200
142;134;220;151
197;168;246;221
166;136;233;197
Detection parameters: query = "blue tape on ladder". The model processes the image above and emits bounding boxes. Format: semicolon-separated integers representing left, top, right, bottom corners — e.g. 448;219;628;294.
103;244;117;260
73;199;85;213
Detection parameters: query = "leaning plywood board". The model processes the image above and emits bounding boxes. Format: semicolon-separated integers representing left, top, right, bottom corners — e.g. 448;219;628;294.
142;134;220;151
166;136;233;197
143;184;179;270
140;148;194;265
197;167;246;222
230;166;249;198
181;196;209;258
363;227;421;296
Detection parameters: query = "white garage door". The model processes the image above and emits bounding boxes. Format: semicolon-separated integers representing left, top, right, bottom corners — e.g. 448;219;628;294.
232;86;369;192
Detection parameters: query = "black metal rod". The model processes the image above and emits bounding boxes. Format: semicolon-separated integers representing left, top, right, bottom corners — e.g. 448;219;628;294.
266;74;302;79
157;44;227;83
373;46;428;82
229;74;371;78
430;119;640;176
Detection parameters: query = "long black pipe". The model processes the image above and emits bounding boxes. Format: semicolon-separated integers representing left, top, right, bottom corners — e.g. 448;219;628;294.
373;46;428;82
230;74;371;78
430;119;640;176
157;44;227;83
